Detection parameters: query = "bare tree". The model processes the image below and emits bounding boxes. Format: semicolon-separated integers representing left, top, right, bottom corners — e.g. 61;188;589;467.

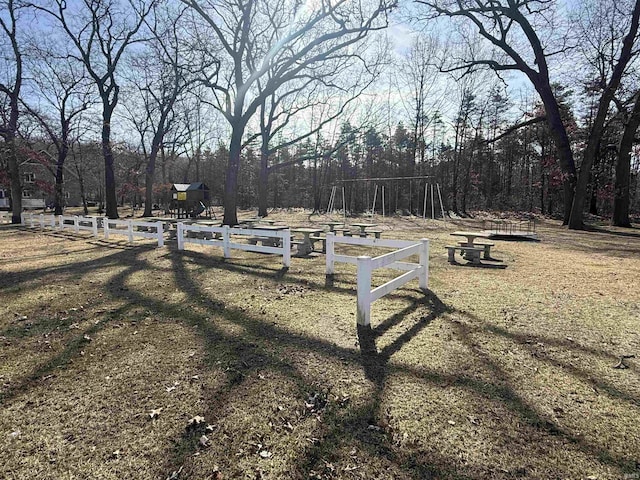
34;0;154;219
417;0;578;224
568;0;640;228
22;42;93;214
123;4;207;217
252;52;381;217
612;90;640;226
182;0;395;225
396;33;444;168
0;0;24;223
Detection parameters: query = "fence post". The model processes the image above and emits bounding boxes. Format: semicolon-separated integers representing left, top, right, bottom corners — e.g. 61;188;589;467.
58;215;64;230
325;233;335;276
92;217;98;237
356;255;372;326
156;221;164;247
177;222;184;250
127;220;134;243
104;218;110;239
29;213;34;228
419;239;429;291
39;214;44;229
282;228;291;268
222;225;230;258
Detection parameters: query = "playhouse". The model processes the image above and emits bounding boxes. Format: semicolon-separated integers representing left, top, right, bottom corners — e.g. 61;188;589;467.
170;182;212;218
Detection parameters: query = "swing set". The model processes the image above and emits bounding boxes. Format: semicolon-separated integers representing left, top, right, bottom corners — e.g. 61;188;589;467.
326;176;446;220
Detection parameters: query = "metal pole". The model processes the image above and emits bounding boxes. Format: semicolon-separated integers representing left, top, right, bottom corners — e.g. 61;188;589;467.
422;183;428;220
372;184;378;215
436;183;446;222
431;184;435;220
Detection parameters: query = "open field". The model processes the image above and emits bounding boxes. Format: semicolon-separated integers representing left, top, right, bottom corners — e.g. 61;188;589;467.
1;211;639;480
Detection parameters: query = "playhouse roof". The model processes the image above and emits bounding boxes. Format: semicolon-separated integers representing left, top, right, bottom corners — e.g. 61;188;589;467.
171;182;209;192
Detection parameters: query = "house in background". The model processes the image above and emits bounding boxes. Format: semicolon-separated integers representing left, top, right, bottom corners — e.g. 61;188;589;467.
0;188;9;209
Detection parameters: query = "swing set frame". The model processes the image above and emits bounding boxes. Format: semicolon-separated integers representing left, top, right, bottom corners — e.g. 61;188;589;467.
326;176;446;220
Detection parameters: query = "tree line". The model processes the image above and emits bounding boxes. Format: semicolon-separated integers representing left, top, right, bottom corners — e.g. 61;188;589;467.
1;0;639;228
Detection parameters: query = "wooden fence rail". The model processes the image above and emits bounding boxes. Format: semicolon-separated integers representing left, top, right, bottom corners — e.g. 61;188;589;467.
325;233;429;326
177;223;291;268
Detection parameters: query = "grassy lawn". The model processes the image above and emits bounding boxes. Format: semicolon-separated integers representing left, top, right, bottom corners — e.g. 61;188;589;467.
1;211;639;479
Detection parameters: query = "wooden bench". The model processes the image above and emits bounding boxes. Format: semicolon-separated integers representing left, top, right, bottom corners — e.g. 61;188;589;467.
457;240;494;259
446;245;484;265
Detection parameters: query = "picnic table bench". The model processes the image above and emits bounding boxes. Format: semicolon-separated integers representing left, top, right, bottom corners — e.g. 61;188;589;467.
456;239;494;259
446;231;501;265
446;245;484;265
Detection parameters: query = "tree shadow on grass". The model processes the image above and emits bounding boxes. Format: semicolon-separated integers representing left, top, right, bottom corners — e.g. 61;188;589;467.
4;235;637;478
153;247;639;478
445;316;638;473
0;252;152;403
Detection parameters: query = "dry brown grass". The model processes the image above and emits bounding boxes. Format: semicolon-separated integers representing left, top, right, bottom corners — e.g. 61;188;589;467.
1;210;639;480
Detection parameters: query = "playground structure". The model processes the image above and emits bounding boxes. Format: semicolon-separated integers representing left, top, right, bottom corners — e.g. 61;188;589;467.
170;183;213;219
327;176;445;220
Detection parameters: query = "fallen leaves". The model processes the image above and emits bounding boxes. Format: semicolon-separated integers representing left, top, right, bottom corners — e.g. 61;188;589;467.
186;416;206;429
199;435;211;448
148;408;163;420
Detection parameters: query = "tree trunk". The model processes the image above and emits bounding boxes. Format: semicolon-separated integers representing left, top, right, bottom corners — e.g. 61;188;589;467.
75;163;89;216
223;126;243;225
7;130;22;224
612;93;640;227
143;138;162;217
102;107;119;219
535;83;577;225
54;144;68;216
257;156;269;217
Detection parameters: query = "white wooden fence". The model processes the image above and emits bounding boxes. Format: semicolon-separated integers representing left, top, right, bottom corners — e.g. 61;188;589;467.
104;219;165;247
21;212;57;229
177;223;292;268
325;233;429;326
58;215;99;236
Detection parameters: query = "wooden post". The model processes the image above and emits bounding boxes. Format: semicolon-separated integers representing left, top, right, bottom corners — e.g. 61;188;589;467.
356;255;372;326
419;238;429;291
177;222;184;250
282;229;291;268
222;225;230;258
325;232;335;276
73;216;79;234
104;218;110;239
156;221;164;247
127;220;133;243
